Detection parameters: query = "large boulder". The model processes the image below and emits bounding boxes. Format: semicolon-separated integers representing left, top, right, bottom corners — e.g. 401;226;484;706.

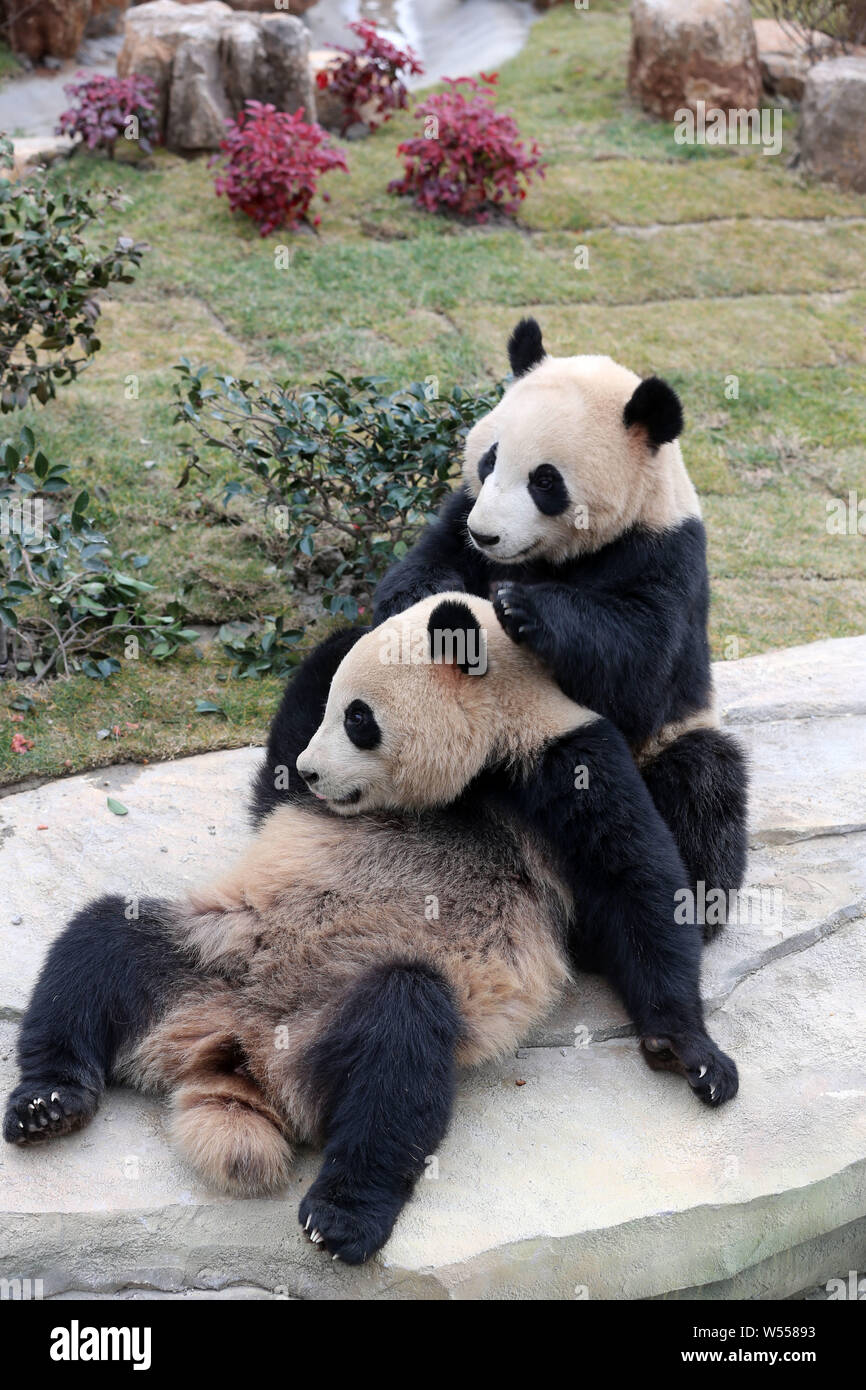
5;0;92;62
117;0;315;151
799;55;866;192
628;0;762;120
1;635;865;1298
753;18;828;102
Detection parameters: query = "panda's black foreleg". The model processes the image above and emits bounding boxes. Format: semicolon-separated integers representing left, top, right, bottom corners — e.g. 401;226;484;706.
3;895;191;1145
249;626;367;825
640;727;750;942
298;960;460;1264
507;719;738;1107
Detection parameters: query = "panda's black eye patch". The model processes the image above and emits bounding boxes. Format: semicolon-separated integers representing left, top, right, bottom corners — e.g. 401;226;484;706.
344;699;381;750
477;442;497;483
528;464;569;516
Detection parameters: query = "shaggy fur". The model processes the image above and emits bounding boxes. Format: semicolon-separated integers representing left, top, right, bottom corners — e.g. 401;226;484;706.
372;320;749;918
5;597;738;1264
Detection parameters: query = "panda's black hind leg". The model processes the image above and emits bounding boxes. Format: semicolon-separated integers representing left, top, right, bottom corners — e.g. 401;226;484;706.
298;960;460;1264
4;895;191;1146
641;728;749;942
503;718;739;1108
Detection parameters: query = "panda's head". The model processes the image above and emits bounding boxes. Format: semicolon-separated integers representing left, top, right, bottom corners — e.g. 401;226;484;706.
462;318;698;564
296;593;583;815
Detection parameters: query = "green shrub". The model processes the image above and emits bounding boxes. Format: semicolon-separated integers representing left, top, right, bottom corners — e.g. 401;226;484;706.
0;427;199;679
174;365;501;632
0;142;195;681
0;136;145;411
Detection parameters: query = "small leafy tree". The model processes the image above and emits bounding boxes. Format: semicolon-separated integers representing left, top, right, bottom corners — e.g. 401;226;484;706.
316;19;423;135
388;74;545;222
174;364;502;624
0;135;145;410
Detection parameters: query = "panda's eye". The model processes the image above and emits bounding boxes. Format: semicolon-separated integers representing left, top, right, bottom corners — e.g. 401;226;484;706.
528;464;569;516
477;442;497;483
344;699;381;751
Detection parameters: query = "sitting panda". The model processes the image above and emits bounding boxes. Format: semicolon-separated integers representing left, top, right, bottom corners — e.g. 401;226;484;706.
373;319;749;932
5;596;736;1265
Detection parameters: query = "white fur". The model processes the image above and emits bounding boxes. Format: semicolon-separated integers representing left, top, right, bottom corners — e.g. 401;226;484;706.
463;353;700;562
298;594;594;814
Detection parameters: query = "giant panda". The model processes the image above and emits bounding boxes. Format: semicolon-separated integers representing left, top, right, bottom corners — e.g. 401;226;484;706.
373;319;749;934
4;596;736;1266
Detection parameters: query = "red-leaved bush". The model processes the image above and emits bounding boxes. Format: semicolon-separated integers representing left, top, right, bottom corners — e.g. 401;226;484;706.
56;72;159;159
213;102;348;237
317;19;423;135
388;74;544;222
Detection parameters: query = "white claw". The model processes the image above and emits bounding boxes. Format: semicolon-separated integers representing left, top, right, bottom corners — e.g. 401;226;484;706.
50;1091;60;1103
27;1102;35;1112
698;1065;707;1079
305;1215;311;1231
710;1085;717;1100
18;1121;24;1129
332;1254;340;1262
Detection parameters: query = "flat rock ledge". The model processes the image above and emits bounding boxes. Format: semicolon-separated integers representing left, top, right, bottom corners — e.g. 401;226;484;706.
1;635;865;1300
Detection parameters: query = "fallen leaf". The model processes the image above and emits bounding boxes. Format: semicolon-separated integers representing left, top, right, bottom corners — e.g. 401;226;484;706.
107;797;128;816
195;699;225;716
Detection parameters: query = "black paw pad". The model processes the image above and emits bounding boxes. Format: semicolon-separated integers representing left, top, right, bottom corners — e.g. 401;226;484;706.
640;1035;739;1107
299;1181;402;1265
3;1081;98;1145
493;583;540;647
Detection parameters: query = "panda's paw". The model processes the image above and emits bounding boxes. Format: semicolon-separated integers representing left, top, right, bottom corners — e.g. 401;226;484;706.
299;1176;402;1265
493;583;545;652
640;1034;738;1108
3;1080;98;1145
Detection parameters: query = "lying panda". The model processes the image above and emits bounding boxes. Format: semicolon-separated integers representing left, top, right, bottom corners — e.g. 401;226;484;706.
373;320;749;930
5;596;736;1265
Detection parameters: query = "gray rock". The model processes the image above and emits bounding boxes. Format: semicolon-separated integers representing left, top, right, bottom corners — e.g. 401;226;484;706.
799;55;866;192
1;636;864;1298
118;0;315;152
752;18;841;103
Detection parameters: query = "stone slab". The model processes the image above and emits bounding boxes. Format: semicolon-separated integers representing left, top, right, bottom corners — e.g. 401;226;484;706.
1;635;865;1298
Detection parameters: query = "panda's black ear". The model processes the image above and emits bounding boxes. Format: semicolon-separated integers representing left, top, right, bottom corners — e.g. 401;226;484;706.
508;317;545;378
428;599;487;677
623;376;684;451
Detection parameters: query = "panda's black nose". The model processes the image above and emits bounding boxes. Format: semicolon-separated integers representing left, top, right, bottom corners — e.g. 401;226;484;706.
297;765;318;785
468;527;500;548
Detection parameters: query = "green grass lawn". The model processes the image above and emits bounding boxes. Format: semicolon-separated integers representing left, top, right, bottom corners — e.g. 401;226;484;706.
2;1;865;785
